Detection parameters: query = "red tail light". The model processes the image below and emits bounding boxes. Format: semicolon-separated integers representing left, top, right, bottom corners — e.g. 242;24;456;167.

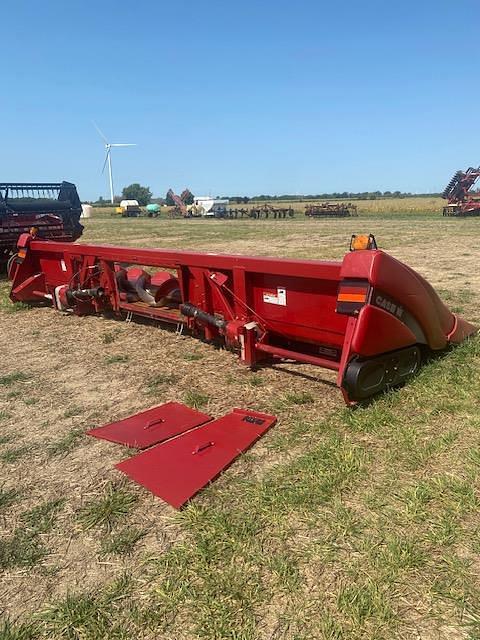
336;279;369;315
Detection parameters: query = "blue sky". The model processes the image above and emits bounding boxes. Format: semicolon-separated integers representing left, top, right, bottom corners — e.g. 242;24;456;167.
2;0;479;200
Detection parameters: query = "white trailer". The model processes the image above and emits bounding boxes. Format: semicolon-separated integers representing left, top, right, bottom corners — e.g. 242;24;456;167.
194;197;229;217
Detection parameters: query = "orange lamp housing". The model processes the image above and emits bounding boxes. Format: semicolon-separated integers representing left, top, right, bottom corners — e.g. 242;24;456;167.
350;234;378;251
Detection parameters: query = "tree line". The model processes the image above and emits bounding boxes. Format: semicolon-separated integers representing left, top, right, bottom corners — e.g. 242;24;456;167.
242;191;441;202
91;185;442;206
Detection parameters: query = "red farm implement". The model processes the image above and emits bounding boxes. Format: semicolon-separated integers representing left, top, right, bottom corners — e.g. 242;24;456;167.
166;188;196;218
305;202;358;218
442;167;480;217
9;232;476;404
247;204;295;219
220;204;294;220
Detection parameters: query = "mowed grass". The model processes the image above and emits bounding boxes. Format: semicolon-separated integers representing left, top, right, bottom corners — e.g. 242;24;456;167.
78;197;475;267
1;202;480;638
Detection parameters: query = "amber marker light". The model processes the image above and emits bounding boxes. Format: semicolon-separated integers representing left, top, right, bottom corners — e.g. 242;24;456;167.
349;234;378;251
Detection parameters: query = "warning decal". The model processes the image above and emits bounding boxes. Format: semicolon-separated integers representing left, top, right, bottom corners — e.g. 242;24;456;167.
263;287;287;306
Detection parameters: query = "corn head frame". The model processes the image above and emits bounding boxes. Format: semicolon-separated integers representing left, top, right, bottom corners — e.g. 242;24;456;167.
9;233;477;404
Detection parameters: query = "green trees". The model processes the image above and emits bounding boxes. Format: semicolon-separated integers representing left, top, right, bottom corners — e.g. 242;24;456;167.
121;184;152;206
180;189;194;205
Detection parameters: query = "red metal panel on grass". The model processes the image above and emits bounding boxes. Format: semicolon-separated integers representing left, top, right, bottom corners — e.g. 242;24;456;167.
115;408;277;508
87;401;212;449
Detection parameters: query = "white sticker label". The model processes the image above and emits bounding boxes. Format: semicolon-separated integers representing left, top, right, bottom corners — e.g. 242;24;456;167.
263;287;287;306
60;259;67;272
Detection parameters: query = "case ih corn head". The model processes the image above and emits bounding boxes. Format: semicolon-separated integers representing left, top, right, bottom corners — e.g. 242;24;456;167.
0;182;83;266
442;167;480;217
9;233;476;404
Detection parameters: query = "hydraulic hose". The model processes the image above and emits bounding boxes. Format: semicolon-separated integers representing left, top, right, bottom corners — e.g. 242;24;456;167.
180;302;227;331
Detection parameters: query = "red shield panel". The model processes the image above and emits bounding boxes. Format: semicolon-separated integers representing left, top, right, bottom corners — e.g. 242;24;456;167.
115;408;277;508
87;401;212;449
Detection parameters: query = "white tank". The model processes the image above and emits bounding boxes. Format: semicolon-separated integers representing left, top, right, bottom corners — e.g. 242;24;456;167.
120;200;139;208
81;204;93;219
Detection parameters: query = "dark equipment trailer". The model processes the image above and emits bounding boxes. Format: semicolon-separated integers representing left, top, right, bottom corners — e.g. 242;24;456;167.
0;181;83;266
224;204;294;219
305;202;358;218
248;204;294;219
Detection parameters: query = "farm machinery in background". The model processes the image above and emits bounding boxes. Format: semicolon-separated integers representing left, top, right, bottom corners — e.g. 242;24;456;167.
305;202;358;218
247;204;294;219
0;182;83;267
167;189;190;217
166;189;202;218
442;167;480;216
113;202;162;218
165;190;295;220
209;204;294;220
9;232;476;405
167;190;232;218
115;200;142;217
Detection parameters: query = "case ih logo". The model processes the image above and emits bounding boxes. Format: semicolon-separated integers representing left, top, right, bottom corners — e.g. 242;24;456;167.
375;294;404;319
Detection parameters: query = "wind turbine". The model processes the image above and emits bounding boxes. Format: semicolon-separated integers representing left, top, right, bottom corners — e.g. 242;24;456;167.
93;122;136;204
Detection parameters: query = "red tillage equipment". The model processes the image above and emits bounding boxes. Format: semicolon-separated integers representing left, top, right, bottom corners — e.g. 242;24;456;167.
9;232;477;404
442;167;480;216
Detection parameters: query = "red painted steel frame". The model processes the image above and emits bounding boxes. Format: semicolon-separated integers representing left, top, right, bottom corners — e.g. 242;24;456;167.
9;235;477;404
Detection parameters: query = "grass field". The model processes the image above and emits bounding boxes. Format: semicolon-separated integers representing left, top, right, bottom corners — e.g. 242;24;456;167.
1;200;479;639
